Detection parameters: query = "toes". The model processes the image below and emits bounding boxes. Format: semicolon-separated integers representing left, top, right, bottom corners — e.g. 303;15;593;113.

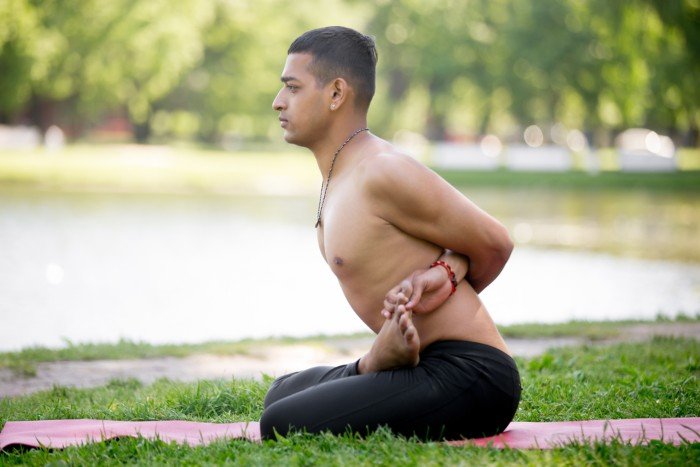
399;313;409;333
404;326;416;342
398;309;413;333
393;305;405;323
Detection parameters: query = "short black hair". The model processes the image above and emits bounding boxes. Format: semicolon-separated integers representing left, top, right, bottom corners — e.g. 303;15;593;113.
288;26;378;110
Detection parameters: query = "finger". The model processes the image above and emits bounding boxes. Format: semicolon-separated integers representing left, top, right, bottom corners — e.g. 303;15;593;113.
385;284;404;304
385;293;397;305
384;297;396;310
406;279;426;309
399;280;413;298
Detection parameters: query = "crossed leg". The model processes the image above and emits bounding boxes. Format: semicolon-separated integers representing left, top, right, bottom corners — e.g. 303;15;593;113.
259;309;520;440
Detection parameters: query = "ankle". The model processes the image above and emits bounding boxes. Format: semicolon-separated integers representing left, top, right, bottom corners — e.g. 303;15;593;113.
358;354;375;375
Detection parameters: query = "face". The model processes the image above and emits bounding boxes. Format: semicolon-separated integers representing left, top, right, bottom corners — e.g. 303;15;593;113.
272;53;331;147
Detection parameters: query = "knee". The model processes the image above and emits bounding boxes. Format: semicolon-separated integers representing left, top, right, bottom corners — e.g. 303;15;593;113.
263;374;292;408
259;402;292;440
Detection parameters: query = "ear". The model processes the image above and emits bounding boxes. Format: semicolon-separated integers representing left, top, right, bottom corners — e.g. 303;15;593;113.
328;77;350;111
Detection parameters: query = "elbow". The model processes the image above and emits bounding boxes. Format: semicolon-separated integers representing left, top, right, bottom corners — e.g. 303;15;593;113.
493;225;514;265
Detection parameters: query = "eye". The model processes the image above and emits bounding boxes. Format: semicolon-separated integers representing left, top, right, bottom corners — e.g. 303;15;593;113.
286;85;298;92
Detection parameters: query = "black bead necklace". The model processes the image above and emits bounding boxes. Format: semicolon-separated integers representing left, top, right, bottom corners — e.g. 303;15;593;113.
315;127;369;228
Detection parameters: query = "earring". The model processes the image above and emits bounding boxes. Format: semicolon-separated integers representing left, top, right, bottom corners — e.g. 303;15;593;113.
330;104;336;110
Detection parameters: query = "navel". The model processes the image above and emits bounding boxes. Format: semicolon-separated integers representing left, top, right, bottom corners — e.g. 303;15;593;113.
333;256;344;266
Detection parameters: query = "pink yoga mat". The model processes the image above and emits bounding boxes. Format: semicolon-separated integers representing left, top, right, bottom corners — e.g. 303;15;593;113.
0;419;261;450
449;418;700;448
1;418;698;451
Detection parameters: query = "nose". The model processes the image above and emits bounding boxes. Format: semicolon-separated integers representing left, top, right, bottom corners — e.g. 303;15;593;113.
272;89;285;112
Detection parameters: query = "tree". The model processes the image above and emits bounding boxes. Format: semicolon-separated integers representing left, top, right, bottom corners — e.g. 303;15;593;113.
1;0;215;140
0;0;44;122
154;0;364;143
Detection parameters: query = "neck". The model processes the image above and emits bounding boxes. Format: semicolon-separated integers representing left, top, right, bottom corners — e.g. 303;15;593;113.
309;115;369;177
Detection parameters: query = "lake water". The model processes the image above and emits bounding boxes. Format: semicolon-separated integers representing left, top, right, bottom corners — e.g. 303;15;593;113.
1;186;699;351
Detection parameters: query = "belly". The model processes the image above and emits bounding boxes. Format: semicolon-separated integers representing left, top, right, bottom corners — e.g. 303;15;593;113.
321;207;442;329
333;236;443;331
334;240;508;353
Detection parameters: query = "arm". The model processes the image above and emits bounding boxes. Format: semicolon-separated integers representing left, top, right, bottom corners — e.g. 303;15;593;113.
381;249;468;317
365;153;513;294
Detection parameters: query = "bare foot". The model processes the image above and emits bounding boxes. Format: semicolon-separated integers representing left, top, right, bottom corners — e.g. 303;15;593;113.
358;305;420;374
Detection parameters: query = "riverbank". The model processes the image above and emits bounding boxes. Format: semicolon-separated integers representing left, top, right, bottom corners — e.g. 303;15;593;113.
2;318;698;398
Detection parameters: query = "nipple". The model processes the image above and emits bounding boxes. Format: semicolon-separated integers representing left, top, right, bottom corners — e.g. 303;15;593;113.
333;257;344;266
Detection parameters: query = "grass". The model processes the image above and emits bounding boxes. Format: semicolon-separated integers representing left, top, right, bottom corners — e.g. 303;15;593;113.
1;337;698;465
1;144;699;195
499;313;700;341
0;144;318;196
2;317;697;378
436;168;700;192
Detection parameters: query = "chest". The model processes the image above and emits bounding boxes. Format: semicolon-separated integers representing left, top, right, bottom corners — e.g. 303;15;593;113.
316;186;387;279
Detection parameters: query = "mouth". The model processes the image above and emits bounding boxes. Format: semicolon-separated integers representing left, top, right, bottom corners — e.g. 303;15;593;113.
279;117;288;128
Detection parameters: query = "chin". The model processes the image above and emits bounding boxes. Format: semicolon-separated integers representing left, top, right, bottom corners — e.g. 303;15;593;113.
283;130;308;148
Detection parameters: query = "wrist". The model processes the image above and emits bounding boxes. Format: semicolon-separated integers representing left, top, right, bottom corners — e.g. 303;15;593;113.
437;250;468;283
429;260;458;295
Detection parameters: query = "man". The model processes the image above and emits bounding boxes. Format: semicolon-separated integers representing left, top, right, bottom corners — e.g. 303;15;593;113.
261;26;520;441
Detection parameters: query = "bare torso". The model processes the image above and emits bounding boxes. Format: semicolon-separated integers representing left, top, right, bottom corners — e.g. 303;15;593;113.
316;140;510;354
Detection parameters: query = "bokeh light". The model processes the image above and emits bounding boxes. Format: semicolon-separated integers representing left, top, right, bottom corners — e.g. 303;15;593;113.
523;125;544;148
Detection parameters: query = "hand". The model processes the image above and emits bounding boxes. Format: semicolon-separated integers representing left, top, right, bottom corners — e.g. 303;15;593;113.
381;266;454;318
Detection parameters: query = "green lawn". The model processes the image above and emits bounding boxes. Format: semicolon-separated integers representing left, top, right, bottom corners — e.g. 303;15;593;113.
499;314;700;340
436;168;700;191
1;144;699;195
0;144;318;196
1;337;698;465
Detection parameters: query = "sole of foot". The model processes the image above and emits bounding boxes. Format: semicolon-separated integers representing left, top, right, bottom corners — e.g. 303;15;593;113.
359;305;420;374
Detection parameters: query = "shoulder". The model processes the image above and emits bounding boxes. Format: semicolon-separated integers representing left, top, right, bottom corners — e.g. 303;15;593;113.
354;146;451;225
356;148;433;197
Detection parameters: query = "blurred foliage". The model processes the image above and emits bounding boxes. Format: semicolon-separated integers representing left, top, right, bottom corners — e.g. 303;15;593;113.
0;0;698;143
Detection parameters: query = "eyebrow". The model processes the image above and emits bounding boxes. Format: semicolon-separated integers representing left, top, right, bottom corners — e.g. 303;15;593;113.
280;76;299;84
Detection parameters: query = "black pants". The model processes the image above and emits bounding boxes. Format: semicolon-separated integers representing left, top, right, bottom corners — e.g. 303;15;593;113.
260;340;521;441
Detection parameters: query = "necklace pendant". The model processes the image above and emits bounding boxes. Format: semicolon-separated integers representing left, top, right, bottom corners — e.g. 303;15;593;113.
315;219;321;228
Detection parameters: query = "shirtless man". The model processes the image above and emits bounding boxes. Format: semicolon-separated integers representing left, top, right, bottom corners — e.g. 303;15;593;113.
260;26;520;440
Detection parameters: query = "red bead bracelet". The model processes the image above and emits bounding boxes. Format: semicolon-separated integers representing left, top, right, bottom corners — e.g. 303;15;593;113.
430;260;458;295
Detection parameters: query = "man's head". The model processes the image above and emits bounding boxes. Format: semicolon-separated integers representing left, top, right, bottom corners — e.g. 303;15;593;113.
288;26;378;111
273;26;378;147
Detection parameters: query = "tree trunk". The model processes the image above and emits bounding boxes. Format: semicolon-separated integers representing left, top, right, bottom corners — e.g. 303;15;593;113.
426;80;447;141
133;120;151;143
